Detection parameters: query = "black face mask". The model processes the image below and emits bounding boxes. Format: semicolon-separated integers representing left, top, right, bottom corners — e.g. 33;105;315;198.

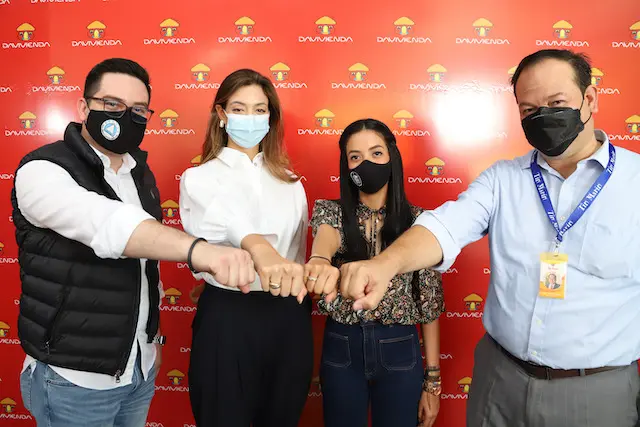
85;109;146;155
349;160;391;194
521;99;591;157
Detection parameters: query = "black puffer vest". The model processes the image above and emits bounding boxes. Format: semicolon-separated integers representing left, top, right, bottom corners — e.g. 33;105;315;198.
11;123;162;378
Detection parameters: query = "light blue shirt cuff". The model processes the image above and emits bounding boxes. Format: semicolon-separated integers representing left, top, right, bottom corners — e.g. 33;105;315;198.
413;212;461;272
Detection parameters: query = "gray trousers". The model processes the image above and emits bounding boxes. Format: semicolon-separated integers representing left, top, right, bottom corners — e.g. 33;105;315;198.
467;334;639;427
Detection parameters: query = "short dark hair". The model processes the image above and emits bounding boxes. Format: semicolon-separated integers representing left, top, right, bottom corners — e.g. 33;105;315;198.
83;58;151;100
510;49;591;96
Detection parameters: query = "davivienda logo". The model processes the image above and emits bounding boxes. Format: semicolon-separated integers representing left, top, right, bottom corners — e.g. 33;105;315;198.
31;66;81;93
536;20;589;47
155;369;189;392
297;109;344;135
145;109;195;136
71;20;123;47
298;16;353;43
611;20;640;48
5;112;51;137
377;16;432;44
219;17;272;43
391;110;431;137
590;67;620;95
143;18;196;45
3;22;51;49
608;115;640;141
456;18;510;45
441;377;472;400
174;64;220;90
268;63;308;89
331;63;386;90
407;158;463;184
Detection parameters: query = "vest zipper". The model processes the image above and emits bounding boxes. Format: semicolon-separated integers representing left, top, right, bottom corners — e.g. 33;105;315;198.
113;260;142;381
45;286;71;354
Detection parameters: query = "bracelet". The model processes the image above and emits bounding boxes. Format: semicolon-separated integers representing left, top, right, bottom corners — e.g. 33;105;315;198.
309;255;331;263
426;365;440;372
422;377;442;395
187;238;207;274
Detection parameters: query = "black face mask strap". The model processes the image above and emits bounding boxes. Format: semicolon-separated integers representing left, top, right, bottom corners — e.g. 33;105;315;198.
577;93;592;126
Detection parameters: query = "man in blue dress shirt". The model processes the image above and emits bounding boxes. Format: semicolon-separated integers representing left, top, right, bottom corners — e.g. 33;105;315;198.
338;49;640;426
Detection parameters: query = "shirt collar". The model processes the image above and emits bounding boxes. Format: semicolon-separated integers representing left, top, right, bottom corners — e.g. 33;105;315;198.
87;143;137;173
217;147;264;168
519;129;610;170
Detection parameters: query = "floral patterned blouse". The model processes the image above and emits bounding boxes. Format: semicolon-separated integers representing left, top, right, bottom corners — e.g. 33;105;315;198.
310;199;445;325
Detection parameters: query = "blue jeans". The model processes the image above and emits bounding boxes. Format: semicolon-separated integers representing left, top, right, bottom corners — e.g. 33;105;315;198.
20;356;157;427
320;318;423;427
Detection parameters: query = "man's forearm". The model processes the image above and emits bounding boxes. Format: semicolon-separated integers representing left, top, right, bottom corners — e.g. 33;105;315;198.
123;219;198;262
375;225;444;275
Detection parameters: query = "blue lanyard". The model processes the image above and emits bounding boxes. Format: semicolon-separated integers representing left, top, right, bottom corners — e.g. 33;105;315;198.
531;143;615;245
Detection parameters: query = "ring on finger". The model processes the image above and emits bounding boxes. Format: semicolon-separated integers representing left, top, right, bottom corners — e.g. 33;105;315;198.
269;282;281;290
307;276;318;282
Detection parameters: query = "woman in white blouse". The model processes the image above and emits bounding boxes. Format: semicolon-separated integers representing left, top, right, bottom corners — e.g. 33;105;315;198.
179;69;313;427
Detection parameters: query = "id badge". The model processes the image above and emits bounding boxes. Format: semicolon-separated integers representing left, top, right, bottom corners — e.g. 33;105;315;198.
539;252;568;299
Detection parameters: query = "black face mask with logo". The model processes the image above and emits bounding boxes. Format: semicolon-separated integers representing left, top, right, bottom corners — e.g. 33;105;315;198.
349;160;392;194
521;98;591;157
85;109;147;155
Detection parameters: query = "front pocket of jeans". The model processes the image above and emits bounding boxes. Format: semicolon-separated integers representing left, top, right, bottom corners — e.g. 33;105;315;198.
379;335;416;371
322;332;351;368
44;365;76;387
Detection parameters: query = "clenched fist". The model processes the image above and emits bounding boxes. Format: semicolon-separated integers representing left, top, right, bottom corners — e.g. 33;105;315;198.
190;241;255;293
304;258;340;303
339;259;396;311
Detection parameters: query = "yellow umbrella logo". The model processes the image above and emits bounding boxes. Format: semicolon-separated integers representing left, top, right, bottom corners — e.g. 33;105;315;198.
87;21;106;39
553;20;572;39
270;63;290;82
427;64;447;83
17;23;35;41
394;17;414;36
315;109;335;128
191;63;210;82
160;19;179;37
316;16;336;35
472;18;493;37
348;63;369;82
235;16;255;35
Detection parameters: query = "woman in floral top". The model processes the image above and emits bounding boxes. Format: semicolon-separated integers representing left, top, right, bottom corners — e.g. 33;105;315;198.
306;118;444;427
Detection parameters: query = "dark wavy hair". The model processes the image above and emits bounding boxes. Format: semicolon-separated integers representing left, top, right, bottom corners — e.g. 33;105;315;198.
338;119;414;262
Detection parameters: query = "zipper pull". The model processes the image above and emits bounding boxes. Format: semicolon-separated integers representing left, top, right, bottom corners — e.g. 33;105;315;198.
45;341;50;355
115;370;122;383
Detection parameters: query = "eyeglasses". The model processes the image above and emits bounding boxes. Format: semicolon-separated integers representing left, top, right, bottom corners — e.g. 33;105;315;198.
86;97;154;124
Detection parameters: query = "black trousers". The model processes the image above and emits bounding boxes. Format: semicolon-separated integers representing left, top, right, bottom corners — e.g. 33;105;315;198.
188;285;313;427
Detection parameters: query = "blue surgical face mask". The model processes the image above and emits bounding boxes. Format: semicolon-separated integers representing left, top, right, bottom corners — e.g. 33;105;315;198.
225;113;270;148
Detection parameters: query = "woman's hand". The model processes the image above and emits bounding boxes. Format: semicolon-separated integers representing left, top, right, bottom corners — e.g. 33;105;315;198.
253;247;307;303
304;257;340;303
418;390;440;427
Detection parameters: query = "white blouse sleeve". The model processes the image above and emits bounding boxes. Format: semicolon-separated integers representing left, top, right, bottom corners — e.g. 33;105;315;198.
295;183;309;264
179;167;263;248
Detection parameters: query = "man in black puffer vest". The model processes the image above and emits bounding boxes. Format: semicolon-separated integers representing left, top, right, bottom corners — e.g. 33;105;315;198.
13;58;256;427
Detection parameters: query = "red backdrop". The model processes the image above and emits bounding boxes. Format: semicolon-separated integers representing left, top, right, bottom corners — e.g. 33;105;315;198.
0;0;639;426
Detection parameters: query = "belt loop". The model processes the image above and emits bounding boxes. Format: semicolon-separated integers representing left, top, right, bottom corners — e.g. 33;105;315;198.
545;367;551;380
579;369;586;377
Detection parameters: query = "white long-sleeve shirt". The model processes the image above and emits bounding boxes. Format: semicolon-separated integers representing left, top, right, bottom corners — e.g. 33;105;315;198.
15;143;162;390
180;147;308;292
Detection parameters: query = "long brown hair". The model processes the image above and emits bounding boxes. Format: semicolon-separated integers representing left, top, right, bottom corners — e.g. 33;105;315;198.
201;69;298;183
